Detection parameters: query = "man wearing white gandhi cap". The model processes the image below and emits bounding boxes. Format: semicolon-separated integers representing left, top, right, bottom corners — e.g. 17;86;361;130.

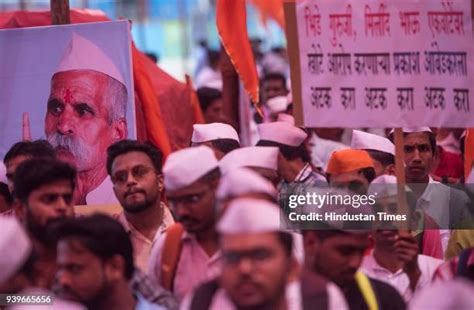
256;122;326;186
219;146;280;185
181;198;348;310
44;33;128;205
191;122;240;159
351;130;395;177
0;217;84;309
148;146;222;301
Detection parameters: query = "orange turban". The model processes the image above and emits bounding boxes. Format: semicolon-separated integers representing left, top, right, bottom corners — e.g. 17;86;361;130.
326;149;374;174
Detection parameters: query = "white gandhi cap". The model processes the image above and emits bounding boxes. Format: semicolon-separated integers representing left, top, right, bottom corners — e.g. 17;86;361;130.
219;146;279;175
163;146;219;191
216;167;277;201
351;130;395;155
55;32;125;85
192;123;240;143
217;198;283;234
257;122;307;146
0;217;32;284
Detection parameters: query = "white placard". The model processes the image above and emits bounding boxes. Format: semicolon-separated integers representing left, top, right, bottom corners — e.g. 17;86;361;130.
296;0;473;127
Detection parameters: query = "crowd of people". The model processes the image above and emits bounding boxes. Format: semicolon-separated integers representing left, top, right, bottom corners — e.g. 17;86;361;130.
0;42;474;310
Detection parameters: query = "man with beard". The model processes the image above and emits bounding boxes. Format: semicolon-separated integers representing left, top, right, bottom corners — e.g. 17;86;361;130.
44;33;128;205
107;140;174;272
52;214;165;310
191;123;240;160
182;198;348;310
148;146;221;301
13;157;76;288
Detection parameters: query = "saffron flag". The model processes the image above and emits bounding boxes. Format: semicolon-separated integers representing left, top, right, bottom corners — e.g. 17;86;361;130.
216;0;259;104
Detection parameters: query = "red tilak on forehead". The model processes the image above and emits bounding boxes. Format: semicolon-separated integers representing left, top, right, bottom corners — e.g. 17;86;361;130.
63;88;74;104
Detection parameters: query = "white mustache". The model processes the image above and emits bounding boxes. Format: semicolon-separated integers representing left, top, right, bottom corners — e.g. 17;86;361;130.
47;133;91;166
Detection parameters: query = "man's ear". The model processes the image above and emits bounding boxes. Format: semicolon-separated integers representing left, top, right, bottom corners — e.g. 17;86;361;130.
105;255;127;281
113;118;128;141
385;164;396;175
13;199;26;223
157;174;164;192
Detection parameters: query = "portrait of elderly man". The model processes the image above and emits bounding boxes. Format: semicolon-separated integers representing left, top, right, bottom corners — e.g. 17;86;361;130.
44;33;128;205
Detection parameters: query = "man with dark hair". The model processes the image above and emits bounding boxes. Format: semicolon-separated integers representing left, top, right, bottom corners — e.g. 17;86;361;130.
191;123;240;159
4;140;56;193
52;214;165;310
326;149;376;193
107;140;174;272
260;72;288;105
389;127;472;251
13;157;76;289
183;198;348;309
256;122;326;187
148;146;222;301
351;130;395;176
196;87;225;124
303;228;406;310
14;158;76;240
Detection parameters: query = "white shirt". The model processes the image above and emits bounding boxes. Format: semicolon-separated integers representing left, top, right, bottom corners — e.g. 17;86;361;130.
360;251;443;301
86;176;119;205
180;280;348;310
416;176;471;253
116;206;174;272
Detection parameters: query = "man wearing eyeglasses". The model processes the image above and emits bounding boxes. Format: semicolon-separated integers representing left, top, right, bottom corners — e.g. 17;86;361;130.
106;140;174;273
182;198;348;310
148;146;222;301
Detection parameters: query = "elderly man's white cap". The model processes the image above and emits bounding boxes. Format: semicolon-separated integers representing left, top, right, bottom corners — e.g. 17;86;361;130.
257;122;307;146
276;113;295;125
0;217;32;284
217;198;283;234
368;175;411;199
389;127;432;135
192;123;240;143
163;146;219;191
351;130;395;155
266;96;288;114
219;146;279;175
216;168;277;201
55;32;125;85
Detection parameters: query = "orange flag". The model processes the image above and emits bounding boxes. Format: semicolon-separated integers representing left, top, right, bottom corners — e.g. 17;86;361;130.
250;0;285;30
132;45;172;157
216;0;259;104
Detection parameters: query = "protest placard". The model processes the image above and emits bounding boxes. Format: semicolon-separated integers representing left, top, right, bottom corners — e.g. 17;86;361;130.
286;0;473;128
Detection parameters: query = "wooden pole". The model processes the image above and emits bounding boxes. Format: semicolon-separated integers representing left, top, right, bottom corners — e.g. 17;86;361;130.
50;0;70;25
220;47;240;131
394;128;409;230
283;1;304;127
